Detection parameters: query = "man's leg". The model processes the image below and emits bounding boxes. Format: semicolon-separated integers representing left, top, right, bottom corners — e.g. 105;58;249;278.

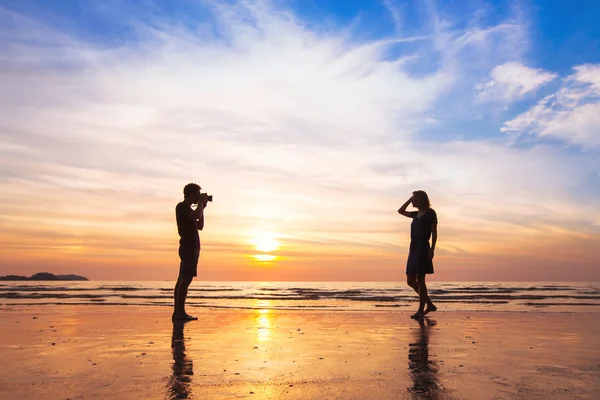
173;275;182;318
174;275;194;319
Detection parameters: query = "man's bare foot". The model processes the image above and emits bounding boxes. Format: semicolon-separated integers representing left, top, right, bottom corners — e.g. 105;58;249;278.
424;305;437;315
410;311;425;319
172;314;198;321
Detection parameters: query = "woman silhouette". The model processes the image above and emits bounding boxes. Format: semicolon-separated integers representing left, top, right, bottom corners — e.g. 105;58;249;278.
398;190;438;318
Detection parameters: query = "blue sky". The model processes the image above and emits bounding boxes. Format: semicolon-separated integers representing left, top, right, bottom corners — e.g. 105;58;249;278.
7;0;600;66
1;0;599;281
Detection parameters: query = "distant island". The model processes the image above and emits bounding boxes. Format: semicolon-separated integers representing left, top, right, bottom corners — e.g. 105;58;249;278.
0;272;89;281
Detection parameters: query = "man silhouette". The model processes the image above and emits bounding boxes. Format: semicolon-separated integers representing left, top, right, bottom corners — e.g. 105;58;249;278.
173;183;207;321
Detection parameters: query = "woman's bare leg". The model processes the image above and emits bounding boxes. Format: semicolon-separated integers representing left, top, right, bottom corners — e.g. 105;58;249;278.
407;274;419;294
418;275;437;315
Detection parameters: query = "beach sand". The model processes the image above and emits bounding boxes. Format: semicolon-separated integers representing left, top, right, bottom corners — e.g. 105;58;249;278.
0;306;598;400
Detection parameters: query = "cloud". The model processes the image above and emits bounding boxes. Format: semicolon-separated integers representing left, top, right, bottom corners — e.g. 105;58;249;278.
382;0;403;34
474;61;557;105
0;1;599;280
501;63;600;147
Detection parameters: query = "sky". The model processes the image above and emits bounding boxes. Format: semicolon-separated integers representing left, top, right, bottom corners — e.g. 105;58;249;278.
1;0;599;282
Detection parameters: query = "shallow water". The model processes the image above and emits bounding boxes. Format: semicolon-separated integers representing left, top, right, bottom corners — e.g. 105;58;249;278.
1;281;599;312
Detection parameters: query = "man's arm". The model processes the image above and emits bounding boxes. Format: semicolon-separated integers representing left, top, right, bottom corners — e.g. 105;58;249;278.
188;201;205;220
192;200;207;230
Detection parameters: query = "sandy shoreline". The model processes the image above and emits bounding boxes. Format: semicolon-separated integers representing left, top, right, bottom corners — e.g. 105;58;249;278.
0;306;598;400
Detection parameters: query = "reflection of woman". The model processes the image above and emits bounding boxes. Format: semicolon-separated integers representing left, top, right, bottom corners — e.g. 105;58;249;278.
398;190;438;318
408;318;440;396
167;322;193;400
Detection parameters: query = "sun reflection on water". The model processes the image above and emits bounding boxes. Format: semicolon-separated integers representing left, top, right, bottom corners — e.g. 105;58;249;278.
255;300;272;342
252;254;278;262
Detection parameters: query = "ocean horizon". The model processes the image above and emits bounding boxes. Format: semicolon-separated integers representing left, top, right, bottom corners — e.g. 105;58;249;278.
2;281;599;313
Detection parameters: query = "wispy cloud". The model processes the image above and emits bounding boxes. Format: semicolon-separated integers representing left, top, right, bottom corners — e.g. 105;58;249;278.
502;64;600;147
382;0;403;35
475;62;557;105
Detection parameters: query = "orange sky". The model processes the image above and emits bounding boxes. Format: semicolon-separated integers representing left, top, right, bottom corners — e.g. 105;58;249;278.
1;188;599;281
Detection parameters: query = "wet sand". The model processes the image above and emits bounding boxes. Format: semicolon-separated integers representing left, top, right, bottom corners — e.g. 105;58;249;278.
0;306;598;399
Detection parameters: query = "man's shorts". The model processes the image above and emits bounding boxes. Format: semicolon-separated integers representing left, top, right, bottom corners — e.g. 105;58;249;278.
178;246;199;278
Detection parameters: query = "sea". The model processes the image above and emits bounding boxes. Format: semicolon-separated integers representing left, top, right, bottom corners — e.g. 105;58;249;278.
1;281;599;313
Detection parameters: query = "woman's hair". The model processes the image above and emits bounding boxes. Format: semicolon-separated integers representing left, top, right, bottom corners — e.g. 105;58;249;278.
412;190;431;209
183;183;201;198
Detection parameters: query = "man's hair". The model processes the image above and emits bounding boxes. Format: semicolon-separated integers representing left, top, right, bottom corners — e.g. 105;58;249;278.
183;183;201;198
412;190;431;209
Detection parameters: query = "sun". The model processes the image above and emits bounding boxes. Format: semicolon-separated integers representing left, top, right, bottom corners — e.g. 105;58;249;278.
250;231;280;253
249;231;280;262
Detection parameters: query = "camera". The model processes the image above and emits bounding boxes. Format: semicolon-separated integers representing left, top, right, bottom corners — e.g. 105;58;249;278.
200;192;213;202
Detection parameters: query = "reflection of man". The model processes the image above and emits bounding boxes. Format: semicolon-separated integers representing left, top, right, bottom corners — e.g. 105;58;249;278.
167;321;193;399
408;318;440;397
173;183;208;321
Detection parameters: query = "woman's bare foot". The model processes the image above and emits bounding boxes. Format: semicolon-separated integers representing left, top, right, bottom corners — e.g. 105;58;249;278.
410;311;425;319
424;305;437;315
